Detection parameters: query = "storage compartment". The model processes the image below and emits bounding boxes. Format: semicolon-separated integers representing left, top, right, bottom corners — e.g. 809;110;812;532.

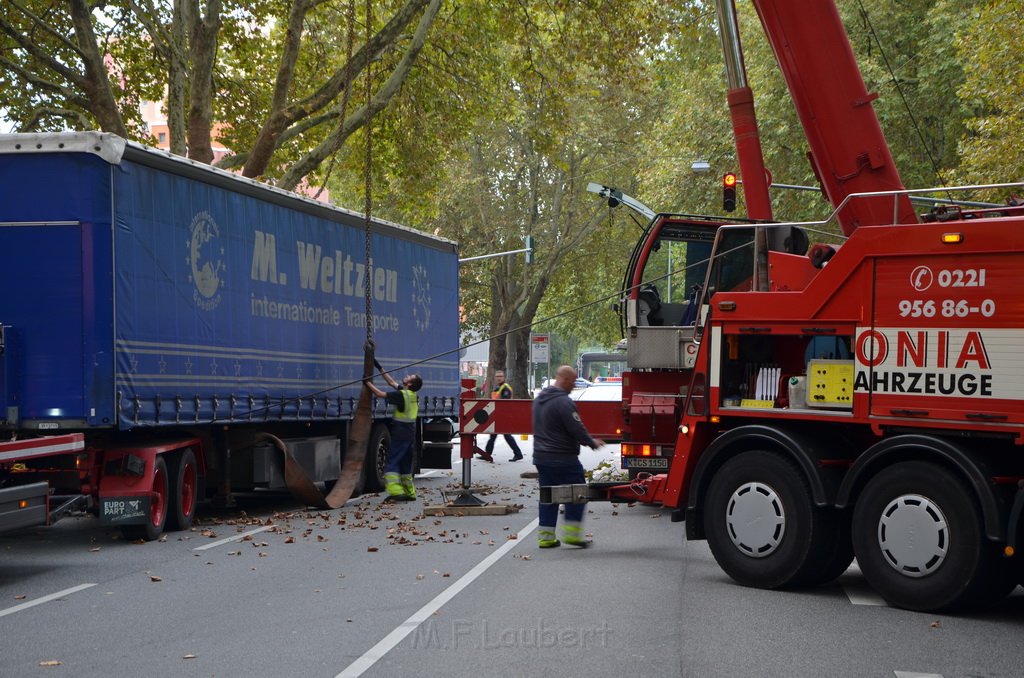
805;359;854;409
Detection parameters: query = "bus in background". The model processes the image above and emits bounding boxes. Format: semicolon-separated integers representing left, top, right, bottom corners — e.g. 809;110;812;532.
578;347;627;383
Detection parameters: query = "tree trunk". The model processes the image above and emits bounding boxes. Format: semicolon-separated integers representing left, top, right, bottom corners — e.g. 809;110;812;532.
486;279;511;390
68;0;127;137
185;0;222;164
167;0;188;155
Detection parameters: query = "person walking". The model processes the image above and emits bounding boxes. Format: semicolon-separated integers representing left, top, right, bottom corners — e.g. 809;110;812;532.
364;359;423;501
531;364;604;548
480;370;524;462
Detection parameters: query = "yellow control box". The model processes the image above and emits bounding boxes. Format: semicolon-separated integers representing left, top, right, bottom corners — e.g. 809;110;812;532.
806;359;854;409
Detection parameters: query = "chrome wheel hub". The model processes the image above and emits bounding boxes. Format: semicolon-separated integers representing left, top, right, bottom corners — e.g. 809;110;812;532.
877;493;948;577
726;482;786;558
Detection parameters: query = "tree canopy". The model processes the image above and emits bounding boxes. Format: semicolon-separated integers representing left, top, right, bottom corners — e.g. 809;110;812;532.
2;0;1020;384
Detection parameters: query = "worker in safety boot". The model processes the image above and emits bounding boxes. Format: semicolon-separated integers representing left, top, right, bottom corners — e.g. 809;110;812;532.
531;365;604;547
365;359;423;501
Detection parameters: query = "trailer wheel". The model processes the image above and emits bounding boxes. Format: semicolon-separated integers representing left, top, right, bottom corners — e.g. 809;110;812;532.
363;424;391;493
852;461;1015;611
704;450;842;589
121;455;169;542
167;448;198;531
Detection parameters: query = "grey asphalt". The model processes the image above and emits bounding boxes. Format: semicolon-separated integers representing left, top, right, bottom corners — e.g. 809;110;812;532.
1;439;1021;678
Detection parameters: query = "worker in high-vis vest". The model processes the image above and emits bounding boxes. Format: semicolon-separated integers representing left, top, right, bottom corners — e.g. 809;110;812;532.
365;359;423;501
479;370;523;462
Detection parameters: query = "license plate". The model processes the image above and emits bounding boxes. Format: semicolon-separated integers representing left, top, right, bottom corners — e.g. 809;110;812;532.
623;457;669;470
100;497;150;524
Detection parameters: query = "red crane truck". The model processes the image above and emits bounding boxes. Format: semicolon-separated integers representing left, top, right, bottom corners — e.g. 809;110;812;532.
461;0;1024;612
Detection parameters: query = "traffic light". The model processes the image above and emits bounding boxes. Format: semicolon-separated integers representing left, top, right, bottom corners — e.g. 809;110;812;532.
524;235;535;264
723;172;737;212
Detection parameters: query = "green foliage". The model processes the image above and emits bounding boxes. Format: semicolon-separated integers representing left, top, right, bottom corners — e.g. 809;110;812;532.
951;0;1024;190
2;0;1020;372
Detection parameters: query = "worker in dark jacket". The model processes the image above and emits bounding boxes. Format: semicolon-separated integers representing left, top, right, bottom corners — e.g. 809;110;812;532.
532;364;604;548
365;360;423;501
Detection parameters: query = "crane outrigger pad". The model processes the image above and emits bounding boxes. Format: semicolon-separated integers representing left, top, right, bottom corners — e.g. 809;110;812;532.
422;503;521;516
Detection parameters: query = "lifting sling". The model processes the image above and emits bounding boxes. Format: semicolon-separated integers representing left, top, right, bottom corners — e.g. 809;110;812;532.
278;0;378;509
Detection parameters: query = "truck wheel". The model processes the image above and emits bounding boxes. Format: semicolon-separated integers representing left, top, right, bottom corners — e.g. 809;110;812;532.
121;455;169;542
363;424;391;493
167;448;198;531
704;450;842;589
851;461;1014;611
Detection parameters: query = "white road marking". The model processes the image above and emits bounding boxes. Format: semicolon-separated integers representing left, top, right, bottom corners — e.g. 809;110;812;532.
192;525;272;551
894;671;944;678
840;561;888;606
335;517;540;678
0;583;97;618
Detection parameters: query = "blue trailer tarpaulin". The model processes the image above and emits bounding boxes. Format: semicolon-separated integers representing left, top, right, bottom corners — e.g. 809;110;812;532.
0;133;460;429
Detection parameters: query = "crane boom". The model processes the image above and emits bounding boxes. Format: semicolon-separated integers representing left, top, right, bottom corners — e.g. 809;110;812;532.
729;0;918;235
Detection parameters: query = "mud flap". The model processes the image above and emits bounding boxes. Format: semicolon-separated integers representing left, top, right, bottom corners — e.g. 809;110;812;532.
259;342;376;509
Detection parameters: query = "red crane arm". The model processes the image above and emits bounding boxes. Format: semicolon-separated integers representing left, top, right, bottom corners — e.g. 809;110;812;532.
750;0;917;234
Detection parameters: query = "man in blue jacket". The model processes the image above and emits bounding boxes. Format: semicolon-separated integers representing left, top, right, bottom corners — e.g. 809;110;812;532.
532;364;604;548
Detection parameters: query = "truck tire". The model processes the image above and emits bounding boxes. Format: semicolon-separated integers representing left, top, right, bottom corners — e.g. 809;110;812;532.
704;450;845;589
851;461;1015;611
363;424;391;493
167;448;198;531
121;455;169;542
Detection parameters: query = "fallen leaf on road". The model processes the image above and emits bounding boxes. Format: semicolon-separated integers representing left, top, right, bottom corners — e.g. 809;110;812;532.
182;654;197;659
367;547;378;552
284;537;295;544
930;621;941;628
89;547;101;552
15;595;26;600
149;575;162;582
38;660;62;667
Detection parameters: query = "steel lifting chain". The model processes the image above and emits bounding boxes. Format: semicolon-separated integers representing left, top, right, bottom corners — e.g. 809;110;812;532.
362;0;374;343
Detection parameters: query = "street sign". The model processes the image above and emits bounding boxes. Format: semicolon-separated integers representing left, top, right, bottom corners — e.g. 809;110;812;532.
530;333;549;363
